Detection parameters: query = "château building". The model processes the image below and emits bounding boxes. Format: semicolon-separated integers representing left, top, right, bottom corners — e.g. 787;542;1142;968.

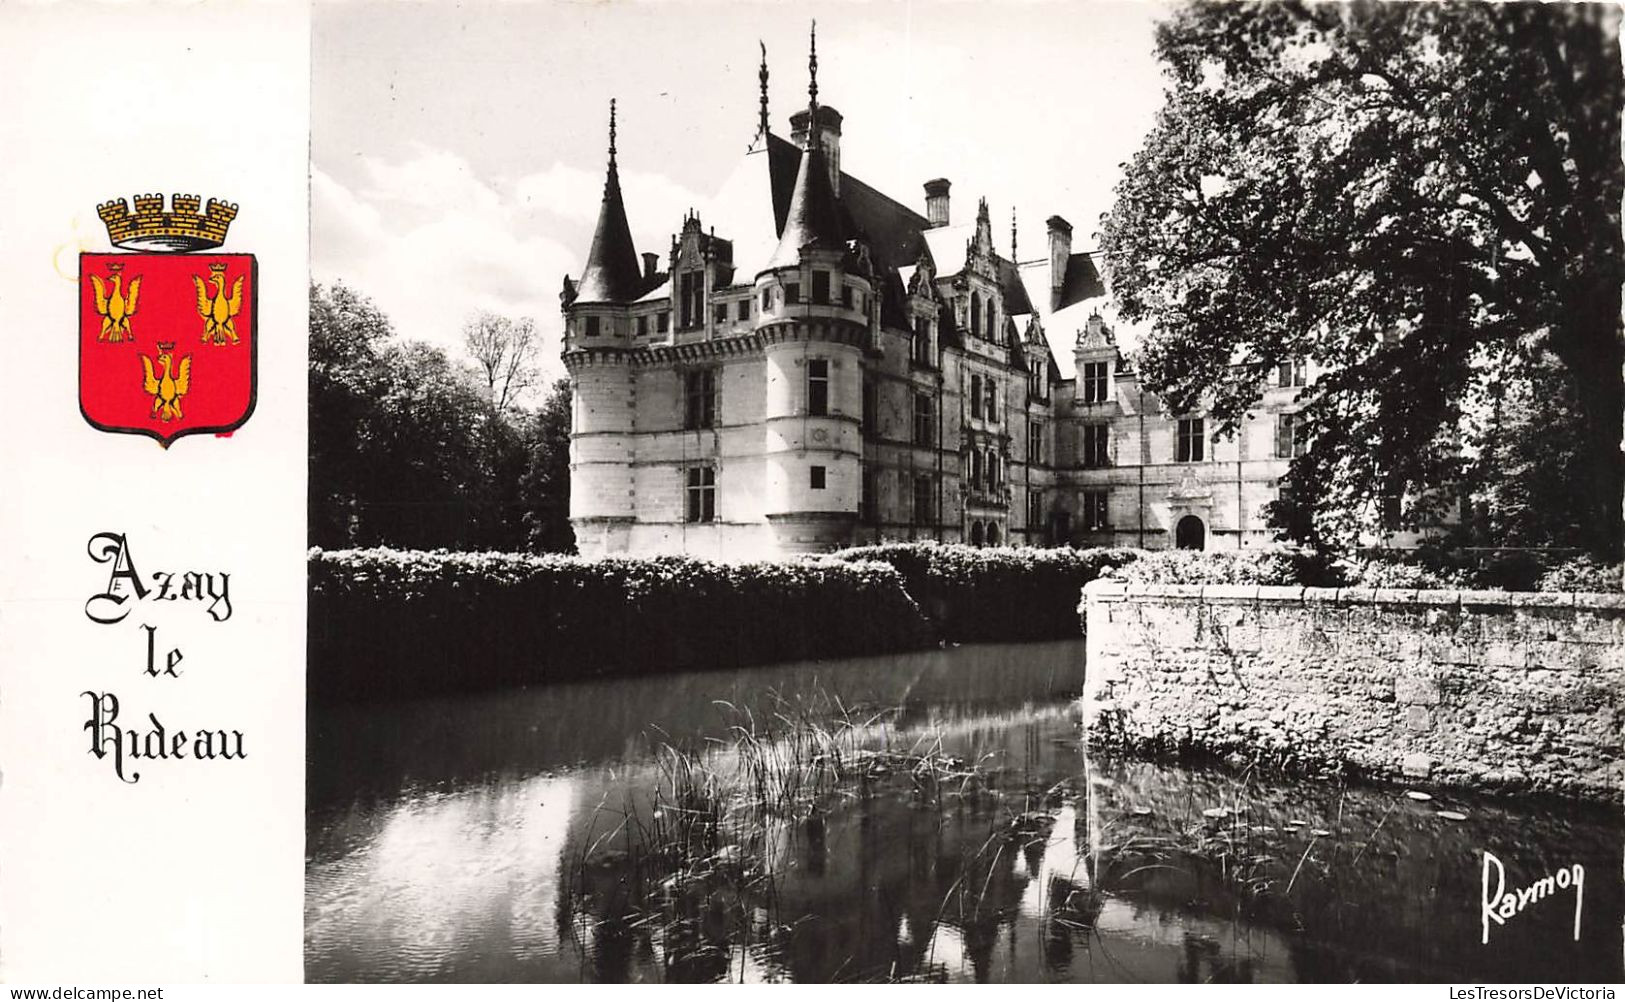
560;38;1310;560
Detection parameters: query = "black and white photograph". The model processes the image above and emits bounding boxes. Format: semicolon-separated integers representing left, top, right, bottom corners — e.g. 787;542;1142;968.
301;0;1624;985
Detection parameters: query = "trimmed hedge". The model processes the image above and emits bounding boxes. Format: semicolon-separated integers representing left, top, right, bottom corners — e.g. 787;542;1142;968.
309;548;933;702
831;543;1141;642
1111;547;1326;587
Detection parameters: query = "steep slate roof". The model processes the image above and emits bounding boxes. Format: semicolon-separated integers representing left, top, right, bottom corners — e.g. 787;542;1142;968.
1017;255;1112;380
574;160;644;304
765;122;846;271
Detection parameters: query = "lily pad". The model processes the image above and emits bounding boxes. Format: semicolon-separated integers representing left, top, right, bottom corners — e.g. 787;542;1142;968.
1311;828;1333;837
1436;810;1468;821
1405;791;1433;802
1202;807;1230;819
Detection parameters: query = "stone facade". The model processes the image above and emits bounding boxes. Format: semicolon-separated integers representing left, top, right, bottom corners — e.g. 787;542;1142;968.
562;48;1315;560
1080;580;1625;799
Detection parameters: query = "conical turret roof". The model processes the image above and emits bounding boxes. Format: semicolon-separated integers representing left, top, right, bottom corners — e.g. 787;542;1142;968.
573;101;643;304
764;24;845;272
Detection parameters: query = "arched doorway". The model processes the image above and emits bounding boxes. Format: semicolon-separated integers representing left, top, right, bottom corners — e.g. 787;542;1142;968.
970;521;985;546
987;523;1001;546
1175;514;1205;551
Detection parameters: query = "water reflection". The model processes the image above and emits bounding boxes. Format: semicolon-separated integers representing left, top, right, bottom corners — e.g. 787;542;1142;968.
307;641;1622;983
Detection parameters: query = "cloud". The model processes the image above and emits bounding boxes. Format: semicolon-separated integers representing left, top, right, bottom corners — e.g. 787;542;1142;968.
312;151;580;388
313;147;711;393
515;162;710;251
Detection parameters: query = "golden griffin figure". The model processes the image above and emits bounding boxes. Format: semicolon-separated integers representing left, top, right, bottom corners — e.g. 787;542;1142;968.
194;262;244;344
89;262;142;342
140;343;192;422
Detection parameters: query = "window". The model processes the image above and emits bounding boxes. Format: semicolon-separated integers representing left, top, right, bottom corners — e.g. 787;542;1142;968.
912;317;933;366
1028;421;1043;465
913;392;935;446
861;470;877;524
685;466;716;523
1277;358;1308;388
1082;490;1109;531
987;451;1001;489
714;304;727;325
970;374;984;419
684;369;717;430
913;475;935;524
1381;493;1403;532
984;380;998;423
1082;424;1110;468
786;283;801;305
986;301;996;339
584;315;601;337
811;270;830;305
637;315;649;337
841;284;853;309
1176;417;1206;462
970;292;982;336
1027;490;1044;531
737;299;750;321
807;359;829;416
657;311;670;333
760;288;773;313
1275;412;1309;458
862;379;877;437
1082;361;1109;403
969;448;983;487
678;272;701;329
810;465;826;490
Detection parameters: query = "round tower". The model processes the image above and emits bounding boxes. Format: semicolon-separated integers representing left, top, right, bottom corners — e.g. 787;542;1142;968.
755;23;871;554
562;100;643;556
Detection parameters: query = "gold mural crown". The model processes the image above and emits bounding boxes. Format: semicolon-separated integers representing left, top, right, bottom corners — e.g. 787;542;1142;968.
96;193;238;252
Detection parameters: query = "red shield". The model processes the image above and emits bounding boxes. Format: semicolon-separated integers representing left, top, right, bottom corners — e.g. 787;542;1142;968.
80;253;257;446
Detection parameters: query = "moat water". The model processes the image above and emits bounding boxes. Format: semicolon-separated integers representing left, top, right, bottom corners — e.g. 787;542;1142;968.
306;640;1622;983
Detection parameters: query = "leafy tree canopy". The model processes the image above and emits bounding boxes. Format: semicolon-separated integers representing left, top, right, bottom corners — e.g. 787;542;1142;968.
1101;0;1622;557
309;283;574;553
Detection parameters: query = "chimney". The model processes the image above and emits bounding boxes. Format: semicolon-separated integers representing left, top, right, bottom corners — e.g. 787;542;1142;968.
1046;215;1073;310
789;105;843;196
642;252;658;279
924;178;951;228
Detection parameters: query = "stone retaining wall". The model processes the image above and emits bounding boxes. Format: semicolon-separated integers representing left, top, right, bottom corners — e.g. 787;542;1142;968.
1081;581;1624;800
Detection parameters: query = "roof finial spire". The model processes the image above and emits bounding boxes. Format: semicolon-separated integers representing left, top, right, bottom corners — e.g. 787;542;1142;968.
1011;207;1018;262
608;98;619;171
808;20;818;111
756;41;770;146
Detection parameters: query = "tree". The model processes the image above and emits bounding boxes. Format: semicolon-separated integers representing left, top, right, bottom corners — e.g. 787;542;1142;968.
516;378;576;553
1101;1;1622;558
463;310;540;413
309;283;529;551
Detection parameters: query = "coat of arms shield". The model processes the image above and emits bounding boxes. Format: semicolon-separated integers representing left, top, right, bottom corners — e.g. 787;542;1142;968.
79;194;256;447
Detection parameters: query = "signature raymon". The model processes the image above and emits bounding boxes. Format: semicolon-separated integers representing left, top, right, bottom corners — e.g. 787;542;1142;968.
1482;850;1584;944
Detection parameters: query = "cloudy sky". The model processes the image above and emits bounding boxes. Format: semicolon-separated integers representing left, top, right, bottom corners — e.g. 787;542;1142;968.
312;0;1173;386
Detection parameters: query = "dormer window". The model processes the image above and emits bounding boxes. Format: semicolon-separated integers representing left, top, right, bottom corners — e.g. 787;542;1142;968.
970;292;982;336
1082;362;1110;403
678;272;702;329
